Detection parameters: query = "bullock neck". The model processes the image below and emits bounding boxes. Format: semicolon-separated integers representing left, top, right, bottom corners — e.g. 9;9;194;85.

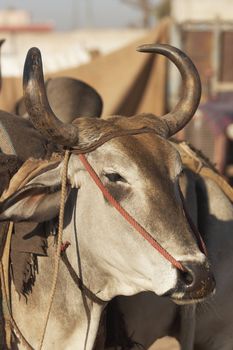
58;240;106;349
61;252;105;306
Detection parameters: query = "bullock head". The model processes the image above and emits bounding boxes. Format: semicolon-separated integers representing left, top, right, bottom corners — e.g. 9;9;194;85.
0;45;215;303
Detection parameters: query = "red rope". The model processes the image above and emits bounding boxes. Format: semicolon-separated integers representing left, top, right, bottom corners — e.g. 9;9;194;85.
79;154;185;272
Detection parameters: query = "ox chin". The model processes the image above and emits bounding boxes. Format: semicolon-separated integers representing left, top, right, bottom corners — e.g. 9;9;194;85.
170;290;216;305
167;279;216;305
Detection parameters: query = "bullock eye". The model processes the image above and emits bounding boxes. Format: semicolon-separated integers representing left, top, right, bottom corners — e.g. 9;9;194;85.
104;172;126;183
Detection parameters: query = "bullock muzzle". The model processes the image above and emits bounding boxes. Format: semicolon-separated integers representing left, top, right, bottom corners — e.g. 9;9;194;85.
166;260;215;303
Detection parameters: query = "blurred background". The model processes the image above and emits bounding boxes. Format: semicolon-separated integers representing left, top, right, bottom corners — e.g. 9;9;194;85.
0;0;168;74
1;1;233;185
2;1;233;349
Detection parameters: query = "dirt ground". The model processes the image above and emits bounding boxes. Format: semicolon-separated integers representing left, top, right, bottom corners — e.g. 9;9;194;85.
149;337;180;350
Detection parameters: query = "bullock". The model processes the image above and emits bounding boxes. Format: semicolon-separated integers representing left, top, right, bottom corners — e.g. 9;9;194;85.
0;44;215;350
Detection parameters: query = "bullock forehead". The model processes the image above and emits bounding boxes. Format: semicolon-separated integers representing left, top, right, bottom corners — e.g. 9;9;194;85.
110;134;182;178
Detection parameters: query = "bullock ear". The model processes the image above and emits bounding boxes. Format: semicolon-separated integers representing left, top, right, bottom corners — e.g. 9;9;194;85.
45;77;103;121
0;162;66;222
15;77;103;121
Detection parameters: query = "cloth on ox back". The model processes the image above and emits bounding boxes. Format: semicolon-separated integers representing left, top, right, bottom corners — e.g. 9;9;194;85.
1;158;62;296
0;112;58;297
11;222;48;296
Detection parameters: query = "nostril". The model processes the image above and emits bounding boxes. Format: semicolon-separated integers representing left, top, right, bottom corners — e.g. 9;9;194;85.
181;270;193;286
178;261;215;297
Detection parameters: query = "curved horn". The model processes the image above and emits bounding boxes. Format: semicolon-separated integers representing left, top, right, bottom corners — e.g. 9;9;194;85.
137;44;201;136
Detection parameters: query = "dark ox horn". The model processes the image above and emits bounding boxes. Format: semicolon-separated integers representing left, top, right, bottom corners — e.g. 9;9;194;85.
23;45;201;151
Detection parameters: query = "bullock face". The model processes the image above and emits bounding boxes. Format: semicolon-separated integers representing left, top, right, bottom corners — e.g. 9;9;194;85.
66;133;214;302
0;133;214;303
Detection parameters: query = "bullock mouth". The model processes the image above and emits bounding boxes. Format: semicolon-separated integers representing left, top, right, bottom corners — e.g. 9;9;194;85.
170;285;216;305
171;293;215;305
163;287;216;305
